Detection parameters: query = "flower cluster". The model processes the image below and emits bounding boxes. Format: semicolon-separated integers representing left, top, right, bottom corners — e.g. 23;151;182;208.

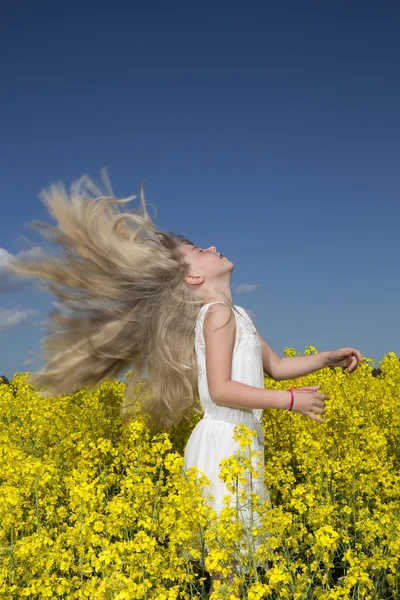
0;347;399;599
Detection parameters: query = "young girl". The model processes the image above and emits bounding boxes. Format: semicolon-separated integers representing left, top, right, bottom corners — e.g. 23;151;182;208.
7;173;362;597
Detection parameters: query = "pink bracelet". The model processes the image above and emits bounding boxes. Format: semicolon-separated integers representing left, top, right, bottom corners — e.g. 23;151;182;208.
287;387;294;411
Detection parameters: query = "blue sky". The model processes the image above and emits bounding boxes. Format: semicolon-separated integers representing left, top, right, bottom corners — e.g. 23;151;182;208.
1;1;399;379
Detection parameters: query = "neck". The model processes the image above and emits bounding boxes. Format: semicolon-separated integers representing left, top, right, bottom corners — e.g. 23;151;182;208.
200;286;233;307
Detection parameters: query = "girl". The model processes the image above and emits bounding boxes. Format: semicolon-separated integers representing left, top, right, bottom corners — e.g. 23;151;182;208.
7;173;362;597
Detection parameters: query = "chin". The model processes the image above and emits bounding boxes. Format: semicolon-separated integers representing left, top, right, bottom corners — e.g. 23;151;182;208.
224;257;234;269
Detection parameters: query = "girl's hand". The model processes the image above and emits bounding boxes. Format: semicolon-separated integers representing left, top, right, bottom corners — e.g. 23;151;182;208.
293;385;329;424
327;347;362;373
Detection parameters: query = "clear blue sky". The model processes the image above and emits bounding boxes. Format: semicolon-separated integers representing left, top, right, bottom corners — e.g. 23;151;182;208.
1;1;399;379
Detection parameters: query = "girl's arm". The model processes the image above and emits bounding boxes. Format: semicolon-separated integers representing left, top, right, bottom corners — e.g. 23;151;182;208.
204;306;291;409
257;330;362;379
256;331;281;379
204;305;327;420
257;330;329;381
273;352;330;380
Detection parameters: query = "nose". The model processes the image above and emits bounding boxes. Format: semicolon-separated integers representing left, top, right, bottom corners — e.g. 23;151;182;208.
207;246;217;253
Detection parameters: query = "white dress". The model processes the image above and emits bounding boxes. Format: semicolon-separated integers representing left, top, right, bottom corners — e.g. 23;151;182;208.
183;301;271;570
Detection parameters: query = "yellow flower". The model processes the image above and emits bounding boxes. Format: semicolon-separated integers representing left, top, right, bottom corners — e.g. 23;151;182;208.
2;353;400;598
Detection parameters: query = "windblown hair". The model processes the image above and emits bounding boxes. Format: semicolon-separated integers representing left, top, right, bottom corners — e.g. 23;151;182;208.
6;172;212;432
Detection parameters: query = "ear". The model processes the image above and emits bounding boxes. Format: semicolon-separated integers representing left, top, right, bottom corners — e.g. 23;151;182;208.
185;273;205;286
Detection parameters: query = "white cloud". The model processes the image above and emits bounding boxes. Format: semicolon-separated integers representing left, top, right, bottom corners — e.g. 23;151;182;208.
22;349;37;367
0;306;39;332
0;246;46;293
234;283;260;295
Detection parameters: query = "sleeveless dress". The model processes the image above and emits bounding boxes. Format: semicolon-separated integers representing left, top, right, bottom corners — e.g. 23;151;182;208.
183;301;271;570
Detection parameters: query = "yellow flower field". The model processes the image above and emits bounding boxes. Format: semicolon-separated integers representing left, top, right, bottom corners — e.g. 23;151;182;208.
1;347;399;599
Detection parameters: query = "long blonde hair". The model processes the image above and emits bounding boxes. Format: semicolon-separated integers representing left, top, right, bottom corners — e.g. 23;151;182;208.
7;172;209;432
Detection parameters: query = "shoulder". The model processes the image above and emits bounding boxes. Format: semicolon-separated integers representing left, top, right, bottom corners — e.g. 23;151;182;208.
196;303;236;352
202;302;236;330
202;302;237;319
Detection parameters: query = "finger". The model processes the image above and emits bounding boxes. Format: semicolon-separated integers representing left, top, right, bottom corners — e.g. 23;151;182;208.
349;357;357;372
297;385;319;390
316;393;330;401
314;399;326;408
312;406;326;414
307;412;325;424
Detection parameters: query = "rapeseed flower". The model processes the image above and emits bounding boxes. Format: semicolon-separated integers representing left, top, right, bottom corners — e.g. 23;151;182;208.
1;348;400;598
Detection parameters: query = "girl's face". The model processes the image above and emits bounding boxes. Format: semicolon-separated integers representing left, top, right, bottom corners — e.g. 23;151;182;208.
179;243;234;289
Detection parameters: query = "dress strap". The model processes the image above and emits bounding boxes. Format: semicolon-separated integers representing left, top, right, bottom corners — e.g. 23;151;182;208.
203;301;230;307
199;301;234;313
198;301;236;323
